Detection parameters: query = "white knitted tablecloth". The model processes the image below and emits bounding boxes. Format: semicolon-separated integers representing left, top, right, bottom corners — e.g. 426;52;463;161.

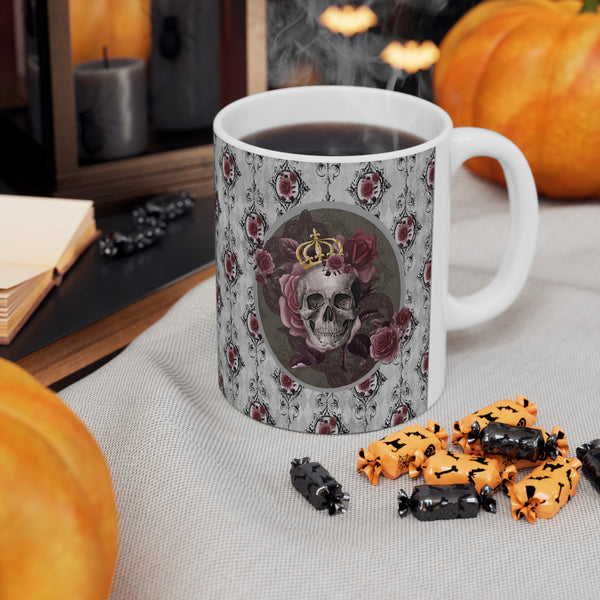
60;168;600;600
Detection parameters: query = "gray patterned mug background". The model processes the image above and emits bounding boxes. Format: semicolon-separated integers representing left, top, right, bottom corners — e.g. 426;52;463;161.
215;136;435;434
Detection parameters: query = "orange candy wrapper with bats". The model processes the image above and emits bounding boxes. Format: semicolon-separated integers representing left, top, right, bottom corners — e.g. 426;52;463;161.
357;420;447;485
504;456;582;523
452;395;537;454
415;450;517;493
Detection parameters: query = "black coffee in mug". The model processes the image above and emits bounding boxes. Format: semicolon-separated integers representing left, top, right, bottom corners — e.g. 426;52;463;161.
241;122;425;156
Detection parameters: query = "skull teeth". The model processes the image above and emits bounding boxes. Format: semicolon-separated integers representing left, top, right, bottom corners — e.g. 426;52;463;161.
311;320;351;343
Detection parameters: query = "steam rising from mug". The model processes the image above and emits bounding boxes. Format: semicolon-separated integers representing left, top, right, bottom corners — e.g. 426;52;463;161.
266;0;465;98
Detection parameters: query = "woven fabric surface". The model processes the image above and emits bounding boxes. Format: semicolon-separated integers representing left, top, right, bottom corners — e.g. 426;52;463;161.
60;168;600;600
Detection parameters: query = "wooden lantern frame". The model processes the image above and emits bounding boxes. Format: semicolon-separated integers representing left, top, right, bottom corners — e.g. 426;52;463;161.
36;0;267;214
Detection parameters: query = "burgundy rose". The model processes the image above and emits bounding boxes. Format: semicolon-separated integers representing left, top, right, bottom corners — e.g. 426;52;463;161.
278;176;291;196
392;405;409;426
227;343;240;372
369;325;401;365
279;371;301;395
395;216;415;249
247;218;258;238
426;160;435;189
222;152;235;184
392;307;413;343
250;401;267;422
326;254;345;272
343;228;379;283
356;373;377;396
245;212;265;244
254;249;274;285
423;259;432;286
420;352;429;377
280;371;294;391
275;170;299;202
254;249;274;274
248;311;261;339
360;175;374;199
278;266;307;338
317;416;338;434
393;307;412;330
224;251;238;281
357;172;381;204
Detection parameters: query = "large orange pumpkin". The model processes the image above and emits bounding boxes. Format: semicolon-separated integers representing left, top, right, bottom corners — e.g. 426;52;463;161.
69;0;152;65
433;0;600;199
0;358;118;599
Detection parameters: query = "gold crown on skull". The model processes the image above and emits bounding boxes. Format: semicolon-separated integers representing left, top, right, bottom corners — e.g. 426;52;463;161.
296;228;344;269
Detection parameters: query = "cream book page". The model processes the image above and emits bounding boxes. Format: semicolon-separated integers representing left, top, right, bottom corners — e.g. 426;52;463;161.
0;195;95;289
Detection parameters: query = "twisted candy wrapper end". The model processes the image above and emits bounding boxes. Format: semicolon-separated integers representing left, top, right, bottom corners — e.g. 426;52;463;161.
357;448;382;485
505;482;540;524
316;484;350;515
397;489;410;517
515;394;537;421
501;465;518;490
467;421;481;445
478;484;496;514
408;449;426;478
452;421;474;453
426;419;448;448
538;425;568;463
551;425;569;459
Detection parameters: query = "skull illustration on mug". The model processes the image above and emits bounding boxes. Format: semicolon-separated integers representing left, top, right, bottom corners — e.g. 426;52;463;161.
253;206;406;391
296;267;360;351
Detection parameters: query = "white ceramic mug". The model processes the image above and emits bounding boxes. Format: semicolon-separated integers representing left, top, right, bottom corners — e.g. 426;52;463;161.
213;85;538;434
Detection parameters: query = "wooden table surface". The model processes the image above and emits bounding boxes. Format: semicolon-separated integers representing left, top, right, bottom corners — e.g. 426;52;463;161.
16;264;215;389
1;196;216;389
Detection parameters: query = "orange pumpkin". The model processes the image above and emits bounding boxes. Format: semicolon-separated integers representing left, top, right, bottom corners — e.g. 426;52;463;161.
0;358;118;600
433;0;600;199
69;0;152;65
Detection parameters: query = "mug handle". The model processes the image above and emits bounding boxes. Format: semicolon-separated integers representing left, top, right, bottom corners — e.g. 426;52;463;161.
446;127;539;331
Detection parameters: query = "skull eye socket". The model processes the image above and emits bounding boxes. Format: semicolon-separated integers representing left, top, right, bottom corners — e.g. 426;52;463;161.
306;293;325;310
334;293;353;310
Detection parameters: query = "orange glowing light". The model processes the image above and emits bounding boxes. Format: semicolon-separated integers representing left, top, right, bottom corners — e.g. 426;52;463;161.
319;5;378;37
380;40;440;74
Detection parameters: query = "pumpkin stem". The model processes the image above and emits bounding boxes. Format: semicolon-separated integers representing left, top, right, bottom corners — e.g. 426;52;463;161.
581;0;599;13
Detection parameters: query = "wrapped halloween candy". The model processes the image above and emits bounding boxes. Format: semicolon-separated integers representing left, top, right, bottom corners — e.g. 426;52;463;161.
290;457;349;515
469;422;568;469
98;219;166;258
397;483;496;521
452;395;537;454
357;420;448;485
415;450;517;493
503;456;582;523
132;190;195;225
576;439;600;492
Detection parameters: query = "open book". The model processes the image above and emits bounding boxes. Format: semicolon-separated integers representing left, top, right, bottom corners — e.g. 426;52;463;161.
0;195;99;344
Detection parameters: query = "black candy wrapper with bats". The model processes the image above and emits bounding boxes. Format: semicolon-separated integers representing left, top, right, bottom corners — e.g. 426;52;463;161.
576;439;600;492
290;457;349;515
397;483;496;521
469;421;558;463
